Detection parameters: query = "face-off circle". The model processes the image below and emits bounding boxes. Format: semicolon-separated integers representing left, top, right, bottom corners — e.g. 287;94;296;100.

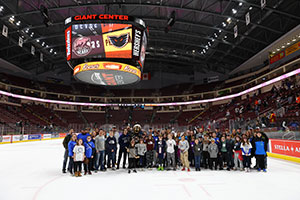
73;61;141;86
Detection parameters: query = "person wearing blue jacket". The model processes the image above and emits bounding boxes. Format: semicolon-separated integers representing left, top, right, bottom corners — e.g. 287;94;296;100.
105;130;117;170
68;134;77;175
155;135;166;171
77;128;91;143
84;135;95;175
253;132;268;172
117;128;130;169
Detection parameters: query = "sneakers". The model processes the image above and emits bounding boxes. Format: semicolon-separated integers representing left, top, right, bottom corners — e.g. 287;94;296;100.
74;172;78;177
62;169;66;173
157;166;164;171
187;168;190;172
133;169;137;173
181;168;186;171
88;171;92;175
128;170;131;174
258;168;261;172
247;168;251;172
112;167;116;171
84;172;87;175
263;169;267;172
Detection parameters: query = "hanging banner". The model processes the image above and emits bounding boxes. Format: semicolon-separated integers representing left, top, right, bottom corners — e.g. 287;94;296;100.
234;25;238;38
18;37;23;47
2;25;8;37
31;45;35;55
261;0;266;9
245;12;250;26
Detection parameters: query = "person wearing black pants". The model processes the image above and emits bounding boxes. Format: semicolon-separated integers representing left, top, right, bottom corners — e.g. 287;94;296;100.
128;139;138;173
253;132;268;172
105;130;117;170
117;128;130;169
62;129;73;173
74;161;83;175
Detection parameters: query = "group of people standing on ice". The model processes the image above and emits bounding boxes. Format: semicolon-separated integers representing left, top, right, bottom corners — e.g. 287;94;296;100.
62;125;269;177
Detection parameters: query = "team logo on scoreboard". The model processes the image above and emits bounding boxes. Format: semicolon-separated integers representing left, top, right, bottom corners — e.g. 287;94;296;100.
73;37;92;57
91;72;106;85
108;33;130;48
103;63;122;70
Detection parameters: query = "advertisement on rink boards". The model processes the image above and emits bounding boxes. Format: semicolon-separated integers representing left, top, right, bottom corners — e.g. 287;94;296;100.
0;135;11;143
42;134;52;140
269;139;300;158
28;134;42;140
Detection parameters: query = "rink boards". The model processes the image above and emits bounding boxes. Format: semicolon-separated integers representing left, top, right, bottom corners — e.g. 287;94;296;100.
268;139;300;164
0;133;67;144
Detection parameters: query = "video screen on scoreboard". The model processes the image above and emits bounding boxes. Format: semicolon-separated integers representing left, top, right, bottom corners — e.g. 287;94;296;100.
71;23;132;59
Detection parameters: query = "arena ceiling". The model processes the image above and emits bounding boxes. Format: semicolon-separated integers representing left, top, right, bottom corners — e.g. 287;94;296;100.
0;0;299;76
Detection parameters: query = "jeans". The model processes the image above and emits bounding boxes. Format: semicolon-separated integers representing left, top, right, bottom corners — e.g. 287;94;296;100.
166;152;176;169
95;150;105;170
62;149;69;171
234;152;243;169
202;151;209;168
117;148;128;168
243;155;251;168
69;156;74;173
108;150;116;168
195;155;201;169
138;155;145;168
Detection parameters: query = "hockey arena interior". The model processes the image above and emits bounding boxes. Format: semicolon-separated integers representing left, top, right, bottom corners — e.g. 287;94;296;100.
0;1;300;200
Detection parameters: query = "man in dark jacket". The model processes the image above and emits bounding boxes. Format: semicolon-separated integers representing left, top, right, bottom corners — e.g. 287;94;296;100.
226;134;234;169
117;128;130;169
106;130;117;170
62;129;74;173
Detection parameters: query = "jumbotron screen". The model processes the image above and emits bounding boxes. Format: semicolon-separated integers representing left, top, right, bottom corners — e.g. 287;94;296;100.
65;14;148;86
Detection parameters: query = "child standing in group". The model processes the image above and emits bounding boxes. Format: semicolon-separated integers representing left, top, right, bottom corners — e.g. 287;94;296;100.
178;136;190;171
145;134;155;168
84;135;95;175
166;133;176;171
241;137;252;172
219;136;229;170
73;139;85;177
208;139;218;170
202;135;210;169
135;138;147;170
127;139;138;173
68;134;77;175
233;136;243;171
105;130;117;170
155;135;166;171
193;138;203;171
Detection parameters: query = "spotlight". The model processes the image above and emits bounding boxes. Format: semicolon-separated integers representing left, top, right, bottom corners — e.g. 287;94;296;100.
30;32;34;37
54;52;57;55
9;16;15;23
272;51;275;54
287;42;290;45
281;46;285;48
42;42;45;46
50;48;53;53
239;2;243;6
292;38;296;42
208;42;211;46
212;39;215;42
0;6;4;12
226;17;232;23
276;49;280;51
232;9;237;14
16;21;21;26
192;50;195;53
222;22;226;27
25;28;29;33
46;45;49;48
249;6;253;10
36;39;40;42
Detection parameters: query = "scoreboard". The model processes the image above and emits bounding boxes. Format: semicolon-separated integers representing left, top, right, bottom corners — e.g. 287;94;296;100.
65;14;148;86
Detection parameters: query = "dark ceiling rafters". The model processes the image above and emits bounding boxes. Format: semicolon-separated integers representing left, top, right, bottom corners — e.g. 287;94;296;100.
0;0;299;76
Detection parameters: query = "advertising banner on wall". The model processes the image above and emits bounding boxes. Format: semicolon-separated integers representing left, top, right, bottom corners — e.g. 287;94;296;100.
42;134;52;139
269;139;300;158
1;135;11;143
28;134;42;140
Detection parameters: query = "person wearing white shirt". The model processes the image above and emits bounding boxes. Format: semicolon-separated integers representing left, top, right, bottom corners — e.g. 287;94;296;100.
166;134;176;170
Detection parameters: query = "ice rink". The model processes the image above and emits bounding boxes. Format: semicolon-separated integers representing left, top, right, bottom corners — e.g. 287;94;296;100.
0;139;300;200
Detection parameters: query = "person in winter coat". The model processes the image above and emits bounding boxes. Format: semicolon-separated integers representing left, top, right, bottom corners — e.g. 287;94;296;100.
208;139;218;170
73;139;85;177
127;139;138;173
188;136;195;167
105;130;117;170
202;135;210;169
67;133;77;175
226;134;234;169
241;137;252;172
166;133;176;171
62;129;74;173
218;136;230;170
145;134;155;168
117;128;130;169
233;135;243;170
84;135;95;175
193;138;203;171
135;138;147;169
155;135;166;171
253;132;268;172
179;136;190;171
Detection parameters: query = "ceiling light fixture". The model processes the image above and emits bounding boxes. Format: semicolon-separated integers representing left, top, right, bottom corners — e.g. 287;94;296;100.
232;9;237;14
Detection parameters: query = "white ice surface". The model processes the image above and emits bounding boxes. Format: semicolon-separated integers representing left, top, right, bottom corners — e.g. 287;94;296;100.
0;139;300;200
